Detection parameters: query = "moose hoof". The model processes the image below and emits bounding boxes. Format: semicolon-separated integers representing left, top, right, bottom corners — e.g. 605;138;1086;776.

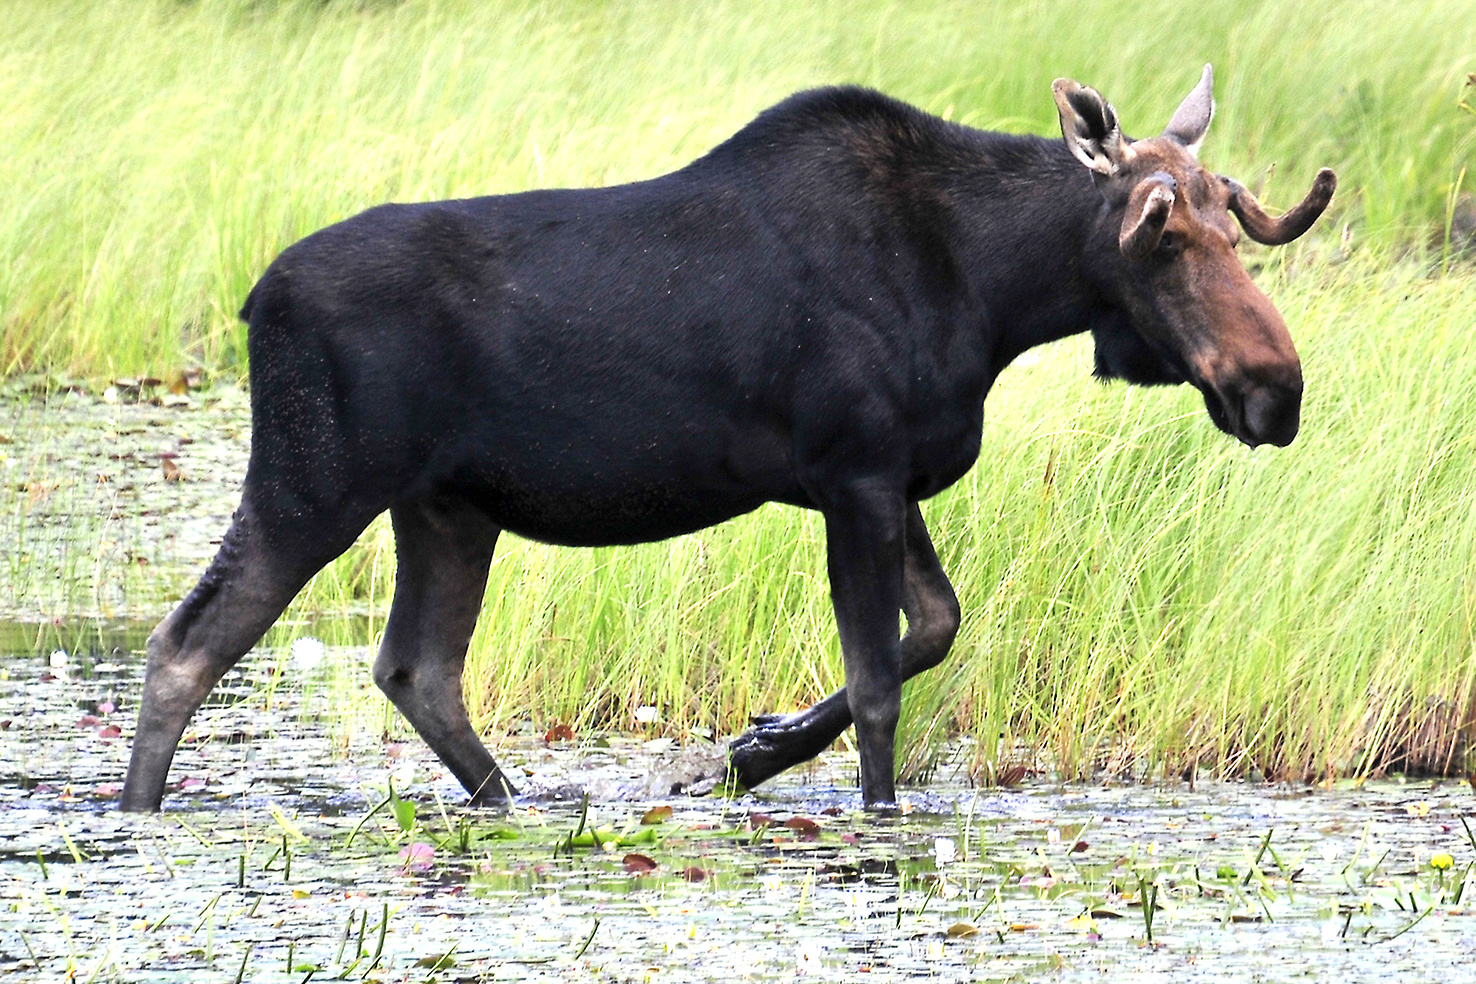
728;714;817;789
465;775;519;808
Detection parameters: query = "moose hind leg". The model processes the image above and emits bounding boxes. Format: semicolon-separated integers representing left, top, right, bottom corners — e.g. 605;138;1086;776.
122;504;371;812
373;499;516;805
729;502;960;790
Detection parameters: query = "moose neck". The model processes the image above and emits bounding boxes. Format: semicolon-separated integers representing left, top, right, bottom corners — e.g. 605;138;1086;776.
935;134;1114;377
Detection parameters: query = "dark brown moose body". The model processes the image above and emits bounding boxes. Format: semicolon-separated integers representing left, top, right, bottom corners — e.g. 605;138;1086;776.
121;67;1334;811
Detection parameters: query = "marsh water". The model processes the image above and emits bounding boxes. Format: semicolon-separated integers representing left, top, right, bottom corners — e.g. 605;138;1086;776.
2;391;1474;982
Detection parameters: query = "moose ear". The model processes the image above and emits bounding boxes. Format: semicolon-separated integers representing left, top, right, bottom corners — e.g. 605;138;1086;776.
1162;64;1214;156
1053;78;1133;176
1119;172;1177;260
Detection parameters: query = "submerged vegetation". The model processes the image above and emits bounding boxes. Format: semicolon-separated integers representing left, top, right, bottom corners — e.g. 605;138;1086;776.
1;0;1475;789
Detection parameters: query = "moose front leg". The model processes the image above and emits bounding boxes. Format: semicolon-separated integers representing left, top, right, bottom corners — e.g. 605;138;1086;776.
760;486;909;805
729;502;959;793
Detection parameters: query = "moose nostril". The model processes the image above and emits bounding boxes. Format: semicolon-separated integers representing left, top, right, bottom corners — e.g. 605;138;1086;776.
1242;383;1301;448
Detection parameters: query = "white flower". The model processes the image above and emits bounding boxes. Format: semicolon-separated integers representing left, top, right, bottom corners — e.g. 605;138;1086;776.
633;705;659;724
795;940;823;975
290;636;326;671
1318;840;1341;863
934;836;958;865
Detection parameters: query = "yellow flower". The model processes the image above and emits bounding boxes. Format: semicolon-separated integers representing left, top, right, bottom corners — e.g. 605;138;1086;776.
1429;853;1454;871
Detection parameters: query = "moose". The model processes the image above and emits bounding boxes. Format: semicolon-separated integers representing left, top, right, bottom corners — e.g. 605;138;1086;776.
121;66;1334;811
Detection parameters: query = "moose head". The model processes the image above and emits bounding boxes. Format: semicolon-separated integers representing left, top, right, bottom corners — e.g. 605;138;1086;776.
1057;65;1336;448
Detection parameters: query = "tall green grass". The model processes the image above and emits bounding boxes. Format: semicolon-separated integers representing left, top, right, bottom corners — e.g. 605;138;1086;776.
1;0;1472;373
3;1;1474;783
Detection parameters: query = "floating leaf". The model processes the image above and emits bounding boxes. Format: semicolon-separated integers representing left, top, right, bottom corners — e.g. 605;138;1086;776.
748;812;775;830
544;723;574;743
623;853;657;874
784;817;821;838
946;922;979;938
641;806;673;825
414;953;456;969
681;866;708;882
1065;913;1097;933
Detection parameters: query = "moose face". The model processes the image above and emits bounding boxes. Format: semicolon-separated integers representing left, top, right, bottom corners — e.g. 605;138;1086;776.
1058;66;1336;448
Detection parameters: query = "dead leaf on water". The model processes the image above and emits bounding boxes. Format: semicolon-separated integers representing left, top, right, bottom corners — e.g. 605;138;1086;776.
946;922;978;938
784;817;821;838
623;853;657;874
641;806;672;825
